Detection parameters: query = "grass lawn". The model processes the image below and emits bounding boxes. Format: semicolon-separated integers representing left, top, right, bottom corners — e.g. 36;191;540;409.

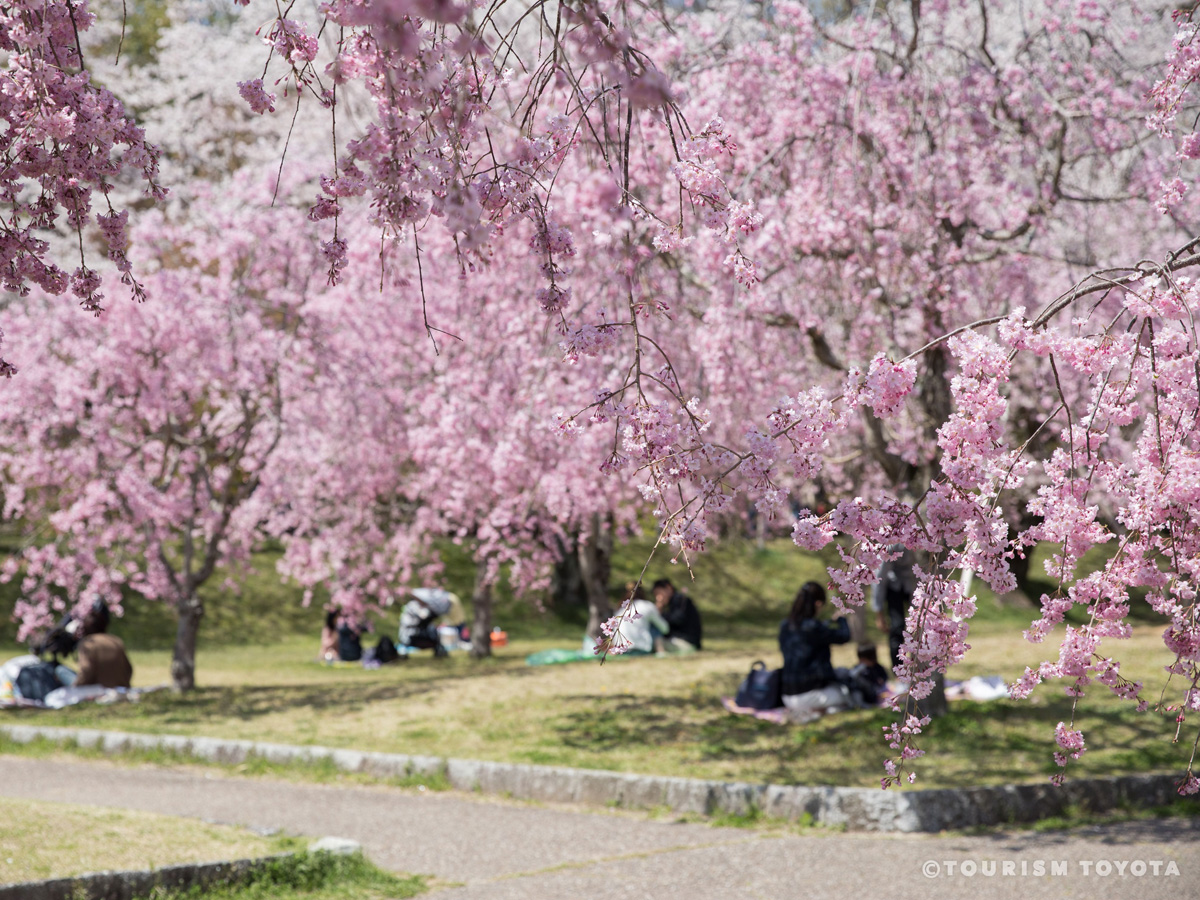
0;796;291;883
0;813;425;900
0;536;1194;792
182;853;425;900
0;624;1191;791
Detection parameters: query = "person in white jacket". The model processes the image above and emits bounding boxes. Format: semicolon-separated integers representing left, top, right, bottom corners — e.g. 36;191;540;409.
398;588;461;657
613;584;671;655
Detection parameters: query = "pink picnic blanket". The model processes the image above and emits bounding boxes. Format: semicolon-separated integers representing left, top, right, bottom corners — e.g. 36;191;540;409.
720;696;790;724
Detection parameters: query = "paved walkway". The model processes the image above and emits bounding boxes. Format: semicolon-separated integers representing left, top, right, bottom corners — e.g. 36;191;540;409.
3;755;1199;899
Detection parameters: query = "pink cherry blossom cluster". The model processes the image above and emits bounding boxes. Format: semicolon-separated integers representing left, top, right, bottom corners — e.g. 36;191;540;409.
237;78;276;115
594;597;636;657
266;17;320;68
1148;6;1200;211
225;0;754;312
666;117;762;285
847;355;919;421
1053;721;1086;775
0;0;163;371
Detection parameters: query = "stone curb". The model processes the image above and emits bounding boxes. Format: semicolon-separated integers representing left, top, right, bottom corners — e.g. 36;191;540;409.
0;724;1189;833
0;855;292;900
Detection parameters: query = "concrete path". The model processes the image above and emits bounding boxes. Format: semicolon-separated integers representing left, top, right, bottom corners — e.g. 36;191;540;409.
3;755;1199;899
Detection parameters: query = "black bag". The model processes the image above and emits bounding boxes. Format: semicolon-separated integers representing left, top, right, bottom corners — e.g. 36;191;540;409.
14;661;64;702
374;635;399;664
734;660;782;710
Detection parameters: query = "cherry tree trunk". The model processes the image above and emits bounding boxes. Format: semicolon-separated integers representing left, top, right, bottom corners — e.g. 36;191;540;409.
551;535;585;610
848;607;868;646
917;673;948;719
469;562;494;660
1008;547;1035;604
171;596;204;693
579;513;614;642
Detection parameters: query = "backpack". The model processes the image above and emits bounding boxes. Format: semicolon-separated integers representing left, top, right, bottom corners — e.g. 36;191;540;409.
14;661;65;702
734;660;783;710
374;635;399;664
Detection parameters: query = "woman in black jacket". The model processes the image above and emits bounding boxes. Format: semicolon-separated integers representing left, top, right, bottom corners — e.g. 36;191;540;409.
778;581;850;697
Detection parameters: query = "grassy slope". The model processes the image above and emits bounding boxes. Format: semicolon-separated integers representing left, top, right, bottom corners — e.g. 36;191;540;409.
0;534;1191;791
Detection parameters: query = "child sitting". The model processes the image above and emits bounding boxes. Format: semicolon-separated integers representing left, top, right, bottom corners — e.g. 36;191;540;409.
846;642;889;705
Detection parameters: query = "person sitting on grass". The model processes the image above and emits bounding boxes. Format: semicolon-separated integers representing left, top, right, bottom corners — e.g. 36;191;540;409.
337;616;364;662
779;581;852;721
612;583;671;656
845;642;889;705
73;600;133;689
398;589;453;657
319;610;340;662
651;578;703;652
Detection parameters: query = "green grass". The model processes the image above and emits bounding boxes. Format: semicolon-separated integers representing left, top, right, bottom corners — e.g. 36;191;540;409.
160;851;425;900
0;733;452;793
0;532;1191;794
0;624;1193;791
0;796;293;884
0;797;425;899
955;797;1200;835
707;803;768;829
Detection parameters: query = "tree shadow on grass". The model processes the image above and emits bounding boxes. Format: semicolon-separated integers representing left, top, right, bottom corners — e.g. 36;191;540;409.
550;689;1193;788
37;655;545;732
551;689;869;784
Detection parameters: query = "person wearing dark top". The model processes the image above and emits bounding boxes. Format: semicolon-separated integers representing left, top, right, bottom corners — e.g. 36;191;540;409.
845;642;889;705
319;611;340;662
778;581;850;696
337;619;364;661
652;578;703;652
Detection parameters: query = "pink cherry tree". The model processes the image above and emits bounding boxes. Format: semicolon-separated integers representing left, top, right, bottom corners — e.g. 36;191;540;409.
0;188;333;691
270;222;644;656
531;1;1200;789
580;0;1180;540
11;0;1200;790
2;0;752;381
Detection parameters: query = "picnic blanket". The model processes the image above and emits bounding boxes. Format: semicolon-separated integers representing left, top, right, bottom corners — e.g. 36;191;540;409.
1;654;166;710
721;683;884;726
0;684;165;711
719;697;790;724
524;645;661;666
525;648;599;666
944;674;1009;701
721;675;1008;725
